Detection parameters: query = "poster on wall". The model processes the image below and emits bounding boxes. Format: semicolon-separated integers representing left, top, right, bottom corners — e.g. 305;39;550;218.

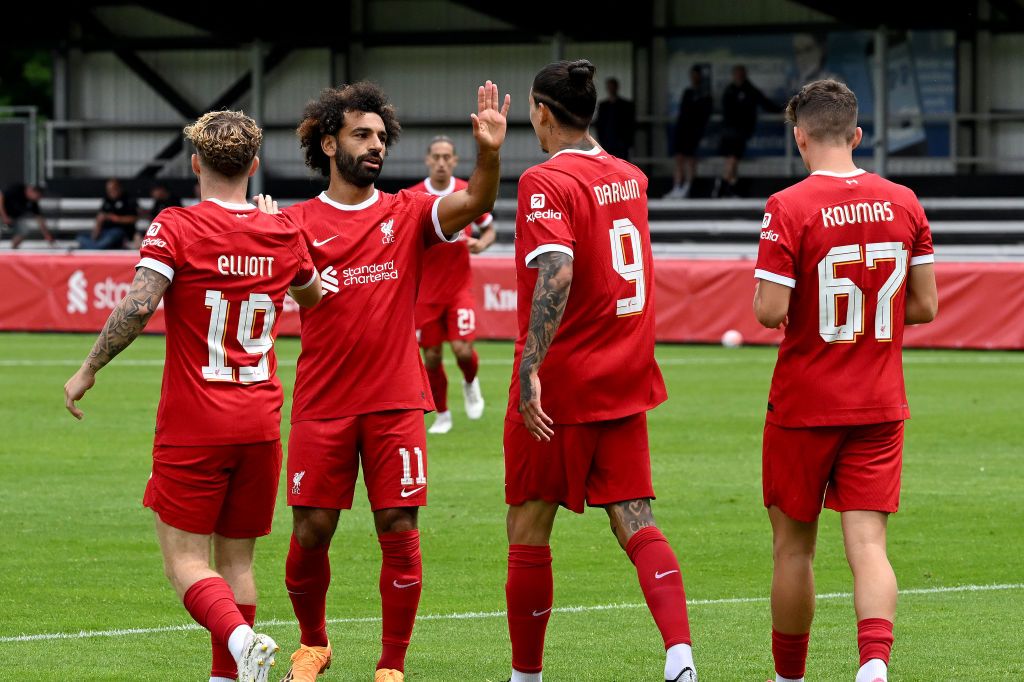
666;30;955;157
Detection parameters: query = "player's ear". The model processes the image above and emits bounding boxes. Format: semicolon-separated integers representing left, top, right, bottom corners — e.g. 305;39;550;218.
850;126;863;151
248;156;260;177
321;133;337;159
190;154;201;177
792;126;806;151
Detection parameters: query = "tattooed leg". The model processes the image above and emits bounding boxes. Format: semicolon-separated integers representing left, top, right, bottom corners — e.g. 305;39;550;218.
606;498;657;550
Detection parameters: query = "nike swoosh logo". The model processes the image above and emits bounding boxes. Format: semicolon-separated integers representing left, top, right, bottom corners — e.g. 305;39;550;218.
393;580;420;589
312;236;338;247
400;486;425;498
655;570;679;580
532;608;552;617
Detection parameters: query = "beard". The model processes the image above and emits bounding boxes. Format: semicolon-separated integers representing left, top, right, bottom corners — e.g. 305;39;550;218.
334;146;383;187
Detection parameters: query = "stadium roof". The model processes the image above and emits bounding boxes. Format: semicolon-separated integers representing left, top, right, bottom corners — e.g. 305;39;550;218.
8;1;1024;50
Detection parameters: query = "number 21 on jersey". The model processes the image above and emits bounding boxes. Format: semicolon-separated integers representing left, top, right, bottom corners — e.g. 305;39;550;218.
202;290;276;383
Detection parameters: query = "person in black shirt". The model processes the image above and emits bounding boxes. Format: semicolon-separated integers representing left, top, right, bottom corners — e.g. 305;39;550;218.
594;78;636;159
1;183;55;248
666;65;712;198
131;183;182;249
77;178;138;249
714;65;782;198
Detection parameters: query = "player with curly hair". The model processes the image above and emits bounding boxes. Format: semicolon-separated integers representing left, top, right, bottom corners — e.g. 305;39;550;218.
270;80;508;682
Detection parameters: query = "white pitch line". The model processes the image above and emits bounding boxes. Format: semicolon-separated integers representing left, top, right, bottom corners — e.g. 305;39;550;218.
1;582;1020;645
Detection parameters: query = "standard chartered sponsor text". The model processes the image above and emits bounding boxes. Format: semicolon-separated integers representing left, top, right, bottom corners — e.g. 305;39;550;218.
343;260;399;286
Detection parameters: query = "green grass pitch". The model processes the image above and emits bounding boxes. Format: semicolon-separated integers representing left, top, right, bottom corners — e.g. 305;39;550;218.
0;333;1021;680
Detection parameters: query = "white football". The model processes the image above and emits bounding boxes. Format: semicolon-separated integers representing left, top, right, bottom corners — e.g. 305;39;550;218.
721;329;743;348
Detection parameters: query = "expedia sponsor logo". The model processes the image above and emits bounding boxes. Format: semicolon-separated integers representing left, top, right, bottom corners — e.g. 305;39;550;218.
760;229;780;242
821;201;894;228
141;237;167;248
525;209;563;223
342;260;399;286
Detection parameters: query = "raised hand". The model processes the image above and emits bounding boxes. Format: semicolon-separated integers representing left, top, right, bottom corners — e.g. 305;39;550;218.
471;80;511;153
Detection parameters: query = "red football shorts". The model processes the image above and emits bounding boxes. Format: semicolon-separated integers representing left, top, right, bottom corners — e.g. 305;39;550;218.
287;409;428;511
415;292;477;348
762;420;904;523
503;412;655;514
143;440;282;538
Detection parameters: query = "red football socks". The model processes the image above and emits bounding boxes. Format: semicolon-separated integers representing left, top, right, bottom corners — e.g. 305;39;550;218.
377;529;423;672
211;602;256;679
506;544;553;674
626;527;692;648
285;535;331;647
857;618;894;665
182;577;247;649
457;350;479;383
772;629;810;680
426;364;449;412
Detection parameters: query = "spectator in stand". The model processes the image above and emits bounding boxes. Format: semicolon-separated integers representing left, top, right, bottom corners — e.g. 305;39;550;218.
714;65;783;198
666;65;713;199
594;77;636;159
132;183;182;249
78;178;138;250
1;183;56;248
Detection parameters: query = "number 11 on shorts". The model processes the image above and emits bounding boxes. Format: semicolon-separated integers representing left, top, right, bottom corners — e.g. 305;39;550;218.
399;447;427;485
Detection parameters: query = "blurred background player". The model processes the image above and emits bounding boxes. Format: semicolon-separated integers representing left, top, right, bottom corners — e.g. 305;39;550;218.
752;80;937;682
62;110;322;682
666;65;712;199
277;80;507;682
502;59;696;682
0;182;55;247
411;135;496;434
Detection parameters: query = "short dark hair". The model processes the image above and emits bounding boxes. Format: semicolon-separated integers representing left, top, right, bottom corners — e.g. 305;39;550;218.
296;82;402;178
532;59;597;130
427;135;456;155
786;79;858;144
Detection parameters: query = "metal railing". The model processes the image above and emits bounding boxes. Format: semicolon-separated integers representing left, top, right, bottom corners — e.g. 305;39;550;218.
41;110;1024;180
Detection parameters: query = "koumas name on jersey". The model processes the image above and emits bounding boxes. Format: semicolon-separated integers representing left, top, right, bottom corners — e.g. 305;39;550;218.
755;169;935;427
137;198;316;446
284;189;456;421
507;146;667;424
411;176;493;304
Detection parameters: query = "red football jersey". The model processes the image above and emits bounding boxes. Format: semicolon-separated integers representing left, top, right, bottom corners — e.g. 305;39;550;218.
137;199;316;446
754;169;935;427
284;189;454;421
506;146;667;424
410;176;493;304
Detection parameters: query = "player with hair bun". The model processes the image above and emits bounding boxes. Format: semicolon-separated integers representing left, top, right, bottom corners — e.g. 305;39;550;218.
501;59;697;682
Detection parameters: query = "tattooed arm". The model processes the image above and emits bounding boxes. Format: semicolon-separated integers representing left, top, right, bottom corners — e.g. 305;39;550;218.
64;266;171;419
518;251;573;441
